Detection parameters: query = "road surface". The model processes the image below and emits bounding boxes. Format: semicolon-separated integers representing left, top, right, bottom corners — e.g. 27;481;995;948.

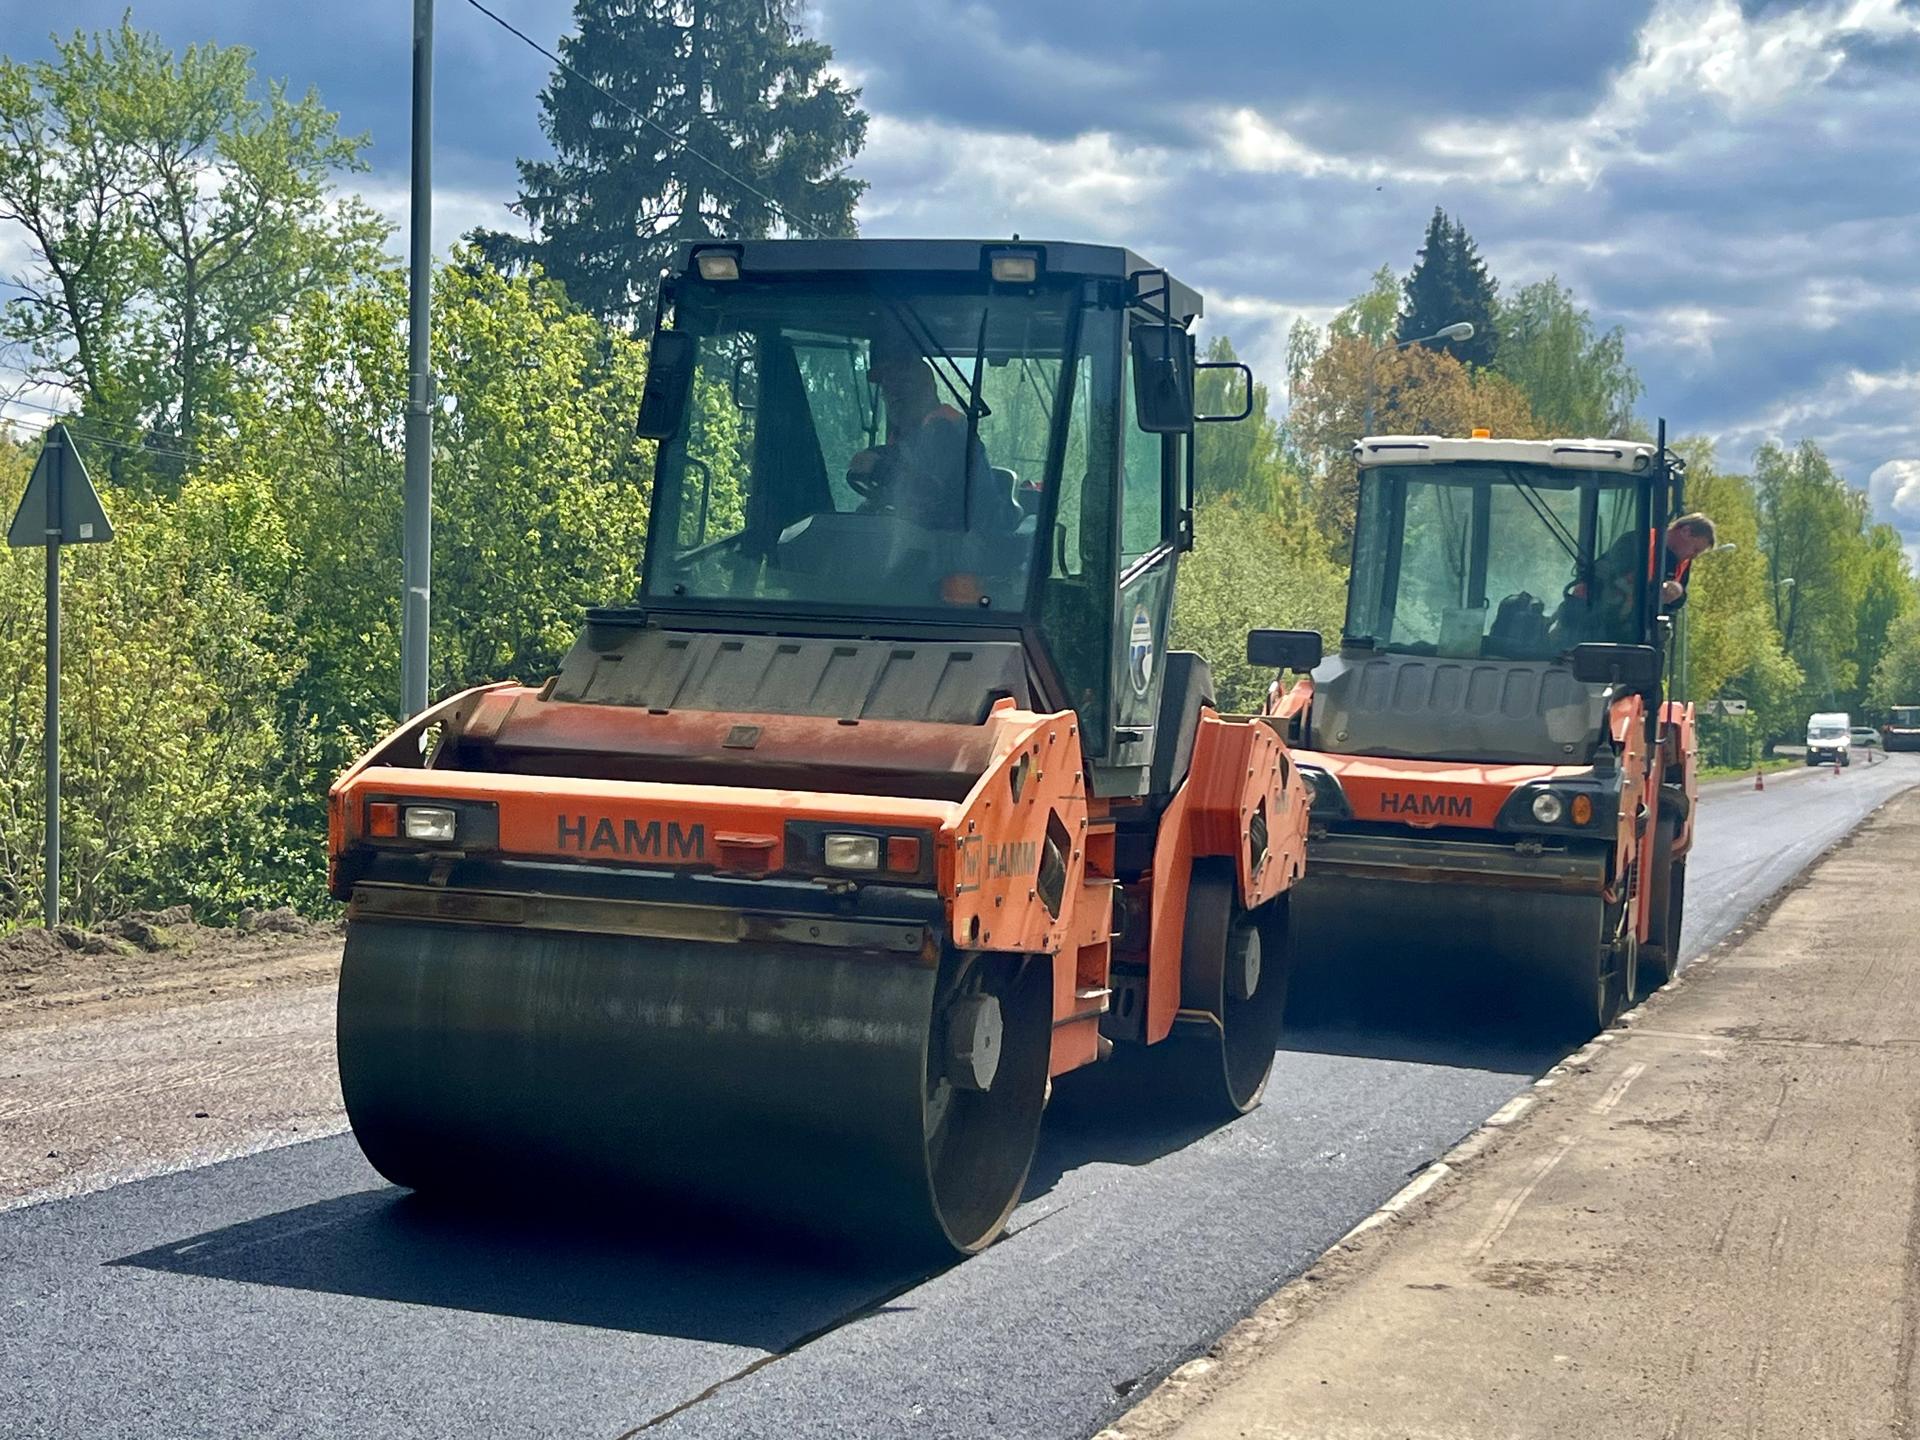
3;755;1913;1439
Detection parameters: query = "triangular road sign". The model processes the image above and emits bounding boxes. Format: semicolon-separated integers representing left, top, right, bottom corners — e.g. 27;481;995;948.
8;423;112;547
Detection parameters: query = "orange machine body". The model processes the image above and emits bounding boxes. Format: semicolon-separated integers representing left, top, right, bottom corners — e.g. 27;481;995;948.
1276;678;1693;942
330;684;1308;1080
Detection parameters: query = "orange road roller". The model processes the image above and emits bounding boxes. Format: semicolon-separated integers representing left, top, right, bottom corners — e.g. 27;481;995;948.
329;239;1322;1255
1258;425;1699;1036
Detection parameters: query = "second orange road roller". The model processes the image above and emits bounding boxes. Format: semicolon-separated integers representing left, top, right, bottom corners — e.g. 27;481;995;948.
327;238;1323;1255
1257;425;1699;1037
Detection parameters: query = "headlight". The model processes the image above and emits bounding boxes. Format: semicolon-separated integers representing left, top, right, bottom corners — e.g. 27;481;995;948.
403;806;457;842
1530;792;1565;825
822;833;882;871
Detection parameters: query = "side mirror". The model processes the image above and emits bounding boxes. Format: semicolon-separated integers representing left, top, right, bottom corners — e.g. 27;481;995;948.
1247;628;1323;673
1131;323;1193;434
1568;642;1661;689
635;329;698;440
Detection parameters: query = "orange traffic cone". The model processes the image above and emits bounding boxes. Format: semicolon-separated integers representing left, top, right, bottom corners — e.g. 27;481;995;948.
1754;767;1764;791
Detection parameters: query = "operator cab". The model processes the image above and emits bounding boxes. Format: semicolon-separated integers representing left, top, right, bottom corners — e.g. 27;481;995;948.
613;237;1261;796
1308;435;1675;766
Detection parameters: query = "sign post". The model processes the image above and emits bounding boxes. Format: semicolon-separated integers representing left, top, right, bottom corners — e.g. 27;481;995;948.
7;423;113;926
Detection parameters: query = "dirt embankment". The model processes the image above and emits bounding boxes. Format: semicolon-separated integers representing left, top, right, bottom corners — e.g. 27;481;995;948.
1;905;343;1033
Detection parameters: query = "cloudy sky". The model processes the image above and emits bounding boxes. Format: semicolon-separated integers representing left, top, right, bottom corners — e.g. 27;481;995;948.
5;0;1919;551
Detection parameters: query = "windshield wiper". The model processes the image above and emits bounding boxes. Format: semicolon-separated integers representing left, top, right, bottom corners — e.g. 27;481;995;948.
879;297;991;421
1500;466;1582;564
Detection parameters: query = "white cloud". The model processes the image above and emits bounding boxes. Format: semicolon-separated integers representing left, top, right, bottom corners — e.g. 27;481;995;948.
856;114;1172;236
1216;109;1432;183
1869;457;1920;526
359;183;514;261
1210;0;1920;191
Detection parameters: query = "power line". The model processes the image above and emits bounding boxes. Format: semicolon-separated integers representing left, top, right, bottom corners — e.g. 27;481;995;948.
456;0;815;238
4;394;204;456
2;409;209;466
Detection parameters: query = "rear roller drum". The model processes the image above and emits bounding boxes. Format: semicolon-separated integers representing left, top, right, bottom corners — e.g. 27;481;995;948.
336;918;1051;1256
1637;814;1685;997
1127;859;1291;1117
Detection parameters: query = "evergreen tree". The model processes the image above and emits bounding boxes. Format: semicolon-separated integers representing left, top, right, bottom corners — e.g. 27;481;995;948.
474;0;868;324
1397;208;1498;368
1494;277;1640;436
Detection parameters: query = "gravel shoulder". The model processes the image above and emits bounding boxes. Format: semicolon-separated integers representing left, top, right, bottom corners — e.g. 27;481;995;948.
1106;790;1920;1440
0;914;345;1209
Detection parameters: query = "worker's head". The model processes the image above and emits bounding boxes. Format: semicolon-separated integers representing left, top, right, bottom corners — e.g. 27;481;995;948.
1667;512;1717;562
865;332;938;418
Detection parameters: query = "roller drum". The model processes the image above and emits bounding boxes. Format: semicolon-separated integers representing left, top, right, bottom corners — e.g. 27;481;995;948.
1290;875;1611;1037
336;917;1050;1254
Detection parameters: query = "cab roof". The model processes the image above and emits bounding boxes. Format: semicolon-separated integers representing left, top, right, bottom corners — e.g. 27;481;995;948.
1355;434;1658;475
671;237;1204;323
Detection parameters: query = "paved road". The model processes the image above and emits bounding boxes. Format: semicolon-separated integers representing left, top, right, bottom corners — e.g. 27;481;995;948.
4;756;1914;1440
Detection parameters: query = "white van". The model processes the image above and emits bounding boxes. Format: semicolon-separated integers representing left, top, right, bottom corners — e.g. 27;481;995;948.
1806;712;1851;766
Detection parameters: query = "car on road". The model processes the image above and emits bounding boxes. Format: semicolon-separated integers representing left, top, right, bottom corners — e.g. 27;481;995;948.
1852;727;1881;750
1807;712;1852;766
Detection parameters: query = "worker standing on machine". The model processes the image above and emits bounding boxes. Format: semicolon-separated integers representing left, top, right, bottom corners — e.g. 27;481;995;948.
848;335;991;527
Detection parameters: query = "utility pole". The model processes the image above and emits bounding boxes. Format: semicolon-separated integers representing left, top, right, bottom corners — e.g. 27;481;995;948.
401;0;435;716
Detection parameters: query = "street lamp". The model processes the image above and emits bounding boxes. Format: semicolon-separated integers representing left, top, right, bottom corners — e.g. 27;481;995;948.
1364;321;1474;433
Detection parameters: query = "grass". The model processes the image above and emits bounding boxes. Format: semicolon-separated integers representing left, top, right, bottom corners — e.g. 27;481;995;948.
1698;754;1802;782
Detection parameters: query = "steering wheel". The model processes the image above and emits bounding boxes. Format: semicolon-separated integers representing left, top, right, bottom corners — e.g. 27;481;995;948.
846;446;898;502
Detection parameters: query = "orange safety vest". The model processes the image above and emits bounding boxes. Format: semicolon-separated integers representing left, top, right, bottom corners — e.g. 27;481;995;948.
1647;531;1690;586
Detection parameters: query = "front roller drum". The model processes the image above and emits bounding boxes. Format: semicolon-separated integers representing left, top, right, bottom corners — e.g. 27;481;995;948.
1290;876;1621;1041
336;918;1052;1256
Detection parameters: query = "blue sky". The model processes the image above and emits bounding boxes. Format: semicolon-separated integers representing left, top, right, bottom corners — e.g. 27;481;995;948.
5;0;1919;553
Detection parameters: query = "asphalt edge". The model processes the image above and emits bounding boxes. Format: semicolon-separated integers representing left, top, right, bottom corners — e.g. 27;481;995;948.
1095;780;1919;1440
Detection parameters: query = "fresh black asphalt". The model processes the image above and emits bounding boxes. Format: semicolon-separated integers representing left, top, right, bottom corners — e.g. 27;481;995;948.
3;756;1912;1439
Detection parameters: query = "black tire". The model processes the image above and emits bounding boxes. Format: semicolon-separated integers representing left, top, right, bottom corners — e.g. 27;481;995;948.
1121;860;1292;1118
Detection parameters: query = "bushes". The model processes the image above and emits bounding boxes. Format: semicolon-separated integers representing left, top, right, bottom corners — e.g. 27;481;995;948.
0;262;651;930
0;455;296;924
1172;497;1348;714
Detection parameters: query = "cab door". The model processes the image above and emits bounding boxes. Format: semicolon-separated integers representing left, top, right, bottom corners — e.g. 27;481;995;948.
1105;324;1186;792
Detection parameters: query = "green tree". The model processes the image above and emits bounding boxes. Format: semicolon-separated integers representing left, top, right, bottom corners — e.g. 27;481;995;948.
475;0;867;323
1868;610;1920;713
0;439;296;926
211;254;654;873
1194;334;1295;510
1493;277;1641;436
1398;208;1498;368
1329;264;1399;346
1846;525;1914;713
1754;440;1868;706
1669;442;1802;746
0;20;389;483
1173;496;1348;713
